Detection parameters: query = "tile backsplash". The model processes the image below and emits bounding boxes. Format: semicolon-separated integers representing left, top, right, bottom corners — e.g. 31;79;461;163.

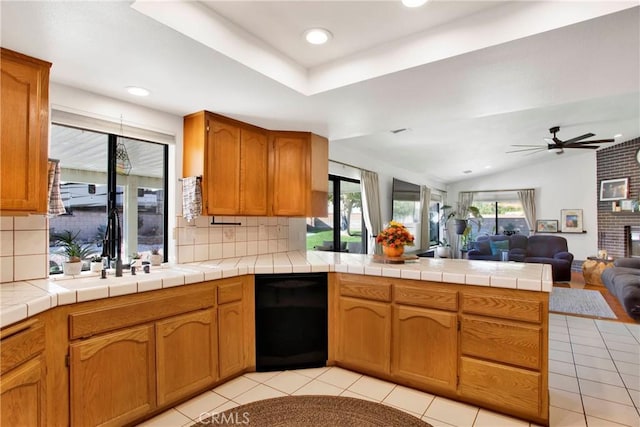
0;213;307;284
175;215;305;264
1;215;49;283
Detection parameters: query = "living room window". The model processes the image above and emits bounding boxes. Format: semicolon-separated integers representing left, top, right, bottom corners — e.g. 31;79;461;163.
473;191;530;237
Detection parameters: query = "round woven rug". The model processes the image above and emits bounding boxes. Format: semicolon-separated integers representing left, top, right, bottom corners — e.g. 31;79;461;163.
192;395;432;426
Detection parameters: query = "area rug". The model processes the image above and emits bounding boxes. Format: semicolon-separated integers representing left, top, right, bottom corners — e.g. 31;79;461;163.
191;395;432;427
550;287;617;319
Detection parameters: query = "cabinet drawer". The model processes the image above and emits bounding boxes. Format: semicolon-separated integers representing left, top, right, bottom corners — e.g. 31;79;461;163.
0;320;45;375
394;284;458;311
218;280;243;304
69;288;215;339
338;275;391;302
461;316;542;370
459;357;542;419
461;293;542;324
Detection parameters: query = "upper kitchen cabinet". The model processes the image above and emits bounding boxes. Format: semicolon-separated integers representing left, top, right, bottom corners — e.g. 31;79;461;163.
183;111;327;217
184;112;269;216
0;48;51;214
270;131;328;217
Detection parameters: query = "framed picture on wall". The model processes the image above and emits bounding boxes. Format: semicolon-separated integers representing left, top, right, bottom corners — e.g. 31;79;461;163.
536;220;558;233
600;178;628;201
560;209;583;233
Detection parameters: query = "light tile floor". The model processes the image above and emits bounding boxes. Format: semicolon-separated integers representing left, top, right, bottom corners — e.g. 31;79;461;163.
138;314;640;427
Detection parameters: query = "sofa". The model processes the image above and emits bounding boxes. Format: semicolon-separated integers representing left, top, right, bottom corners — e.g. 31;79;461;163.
601;258;640;321
467;234;574;282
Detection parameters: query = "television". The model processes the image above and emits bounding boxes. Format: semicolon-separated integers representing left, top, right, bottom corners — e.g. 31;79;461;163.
391;178;421;224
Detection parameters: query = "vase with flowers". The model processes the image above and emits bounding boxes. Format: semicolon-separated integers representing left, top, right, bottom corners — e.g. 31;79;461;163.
376;221;415;257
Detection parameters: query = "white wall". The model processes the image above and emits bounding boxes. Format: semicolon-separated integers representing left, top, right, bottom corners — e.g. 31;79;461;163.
329;141;446;228
446;151;597;260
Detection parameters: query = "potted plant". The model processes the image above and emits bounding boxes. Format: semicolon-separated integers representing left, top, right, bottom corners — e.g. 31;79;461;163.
51;230;92;276
89;255;103;273
375;221;415;257
130;252;141;268
441;205;482;235
436;238;451;258
149;247;162;266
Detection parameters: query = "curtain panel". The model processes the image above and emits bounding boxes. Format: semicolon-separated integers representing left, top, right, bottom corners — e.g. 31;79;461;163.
360;171;383;255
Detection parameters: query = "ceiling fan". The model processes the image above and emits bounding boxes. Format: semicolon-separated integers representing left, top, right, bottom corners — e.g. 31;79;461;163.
507;126;615;155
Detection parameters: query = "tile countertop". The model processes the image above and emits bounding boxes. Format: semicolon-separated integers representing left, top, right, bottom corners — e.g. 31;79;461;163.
0;251;552;329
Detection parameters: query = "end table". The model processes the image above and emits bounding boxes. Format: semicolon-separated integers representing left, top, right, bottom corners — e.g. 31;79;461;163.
582;257;614;286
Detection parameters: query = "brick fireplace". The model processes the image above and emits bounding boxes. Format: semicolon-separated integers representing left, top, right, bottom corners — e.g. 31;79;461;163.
597;138;640;258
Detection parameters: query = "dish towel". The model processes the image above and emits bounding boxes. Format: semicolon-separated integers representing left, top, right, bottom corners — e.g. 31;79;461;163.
182;176;202;222
47;160;66;216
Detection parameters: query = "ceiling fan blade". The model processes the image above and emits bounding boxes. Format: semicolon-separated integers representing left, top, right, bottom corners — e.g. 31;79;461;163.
578;139;615;144
506;147;546;153
564;144;599;149
524;149;547;156
511;144;546;147
561;133;595;145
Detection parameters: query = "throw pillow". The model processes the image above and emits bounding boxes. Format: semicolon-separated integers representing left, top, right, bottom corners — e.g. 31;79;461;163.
489;240;509;256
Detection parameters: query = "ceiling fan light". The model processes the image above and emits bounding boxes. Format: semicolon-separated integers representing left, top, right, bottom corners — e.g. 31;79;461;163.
304;28;332;45
402;0;428;7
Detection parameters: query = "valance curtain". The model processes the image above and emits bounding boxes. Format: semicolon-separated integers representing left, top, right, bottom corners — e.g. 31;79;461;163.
420;185;431;250
361;171;383;255
518;189;536;233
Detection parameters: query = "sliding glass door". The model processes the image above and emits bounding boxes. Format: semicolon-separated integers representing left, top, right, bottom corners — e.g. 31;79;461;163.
307;175;366;253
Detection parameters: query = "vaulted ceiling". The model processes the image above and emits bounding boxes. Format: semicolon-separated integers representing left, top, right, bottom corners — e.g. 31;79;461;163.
1;1;638;183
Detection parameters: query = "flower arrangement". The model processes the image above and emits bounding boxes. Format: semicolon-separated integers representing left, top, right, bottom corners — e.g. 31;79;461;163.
376;221;415;248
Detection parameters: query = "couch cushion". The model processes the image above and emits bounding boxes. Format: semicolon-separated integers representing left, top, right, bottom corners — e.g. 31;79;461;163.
526;235;568;258
489;240;509;256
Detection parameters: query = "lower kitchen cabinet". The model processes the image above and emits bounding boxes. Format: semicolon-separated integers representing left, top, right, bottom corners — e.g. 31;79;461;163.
459;356;543;419
218;299;244;379
69;325;156;427
0;318;47;427
337;296;391;374
1;355;47;426
156;309;217;406
391;305;457;391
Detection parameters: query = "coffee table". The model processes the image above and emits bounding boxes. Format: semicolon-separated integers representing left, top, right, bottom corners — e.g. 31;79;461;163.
582;257;615;286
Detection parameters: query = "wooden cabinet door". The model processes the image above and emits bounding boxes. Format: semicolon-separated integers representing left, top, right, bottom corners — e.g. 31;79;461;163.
392;305;457;391
218;301;244;379
206;120;241;215
270;133;309;216
70;325;156;427
0;48;50;213
0;355;46;427
337;297;391;374
240;128;268;215
156;309;217;406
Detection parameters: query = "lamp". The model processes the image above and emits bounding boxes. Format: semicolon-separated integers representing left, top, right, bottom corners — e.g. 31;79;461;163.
116;115;132;175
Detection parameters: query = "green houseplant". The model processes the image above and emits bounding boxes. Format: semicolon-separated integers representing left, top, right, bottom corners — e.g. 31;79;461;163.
149;247;162;266
89;255;103;273
441;204;482;235
52;230;92;275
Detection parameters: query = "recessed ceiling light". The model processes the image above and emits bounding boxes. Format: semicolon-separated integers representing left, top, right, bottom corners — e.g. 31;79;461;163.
304;28;332;45
485;165;492;169
614;133;623;138
402;0;428;8
126;86;150;97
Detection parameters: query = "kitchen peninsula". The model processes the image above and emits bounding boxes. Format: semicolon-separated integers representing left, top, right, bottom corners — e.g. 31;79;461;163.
0;252;551;426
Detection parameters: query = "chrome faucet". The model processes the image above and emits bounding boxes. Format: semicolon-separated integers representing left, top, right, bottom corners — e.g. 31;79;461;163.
101;208;123;277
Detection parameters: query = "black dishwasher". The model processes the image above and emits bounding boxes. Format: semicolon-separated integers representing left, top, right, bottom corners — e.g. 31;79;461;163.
255;273;328;371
